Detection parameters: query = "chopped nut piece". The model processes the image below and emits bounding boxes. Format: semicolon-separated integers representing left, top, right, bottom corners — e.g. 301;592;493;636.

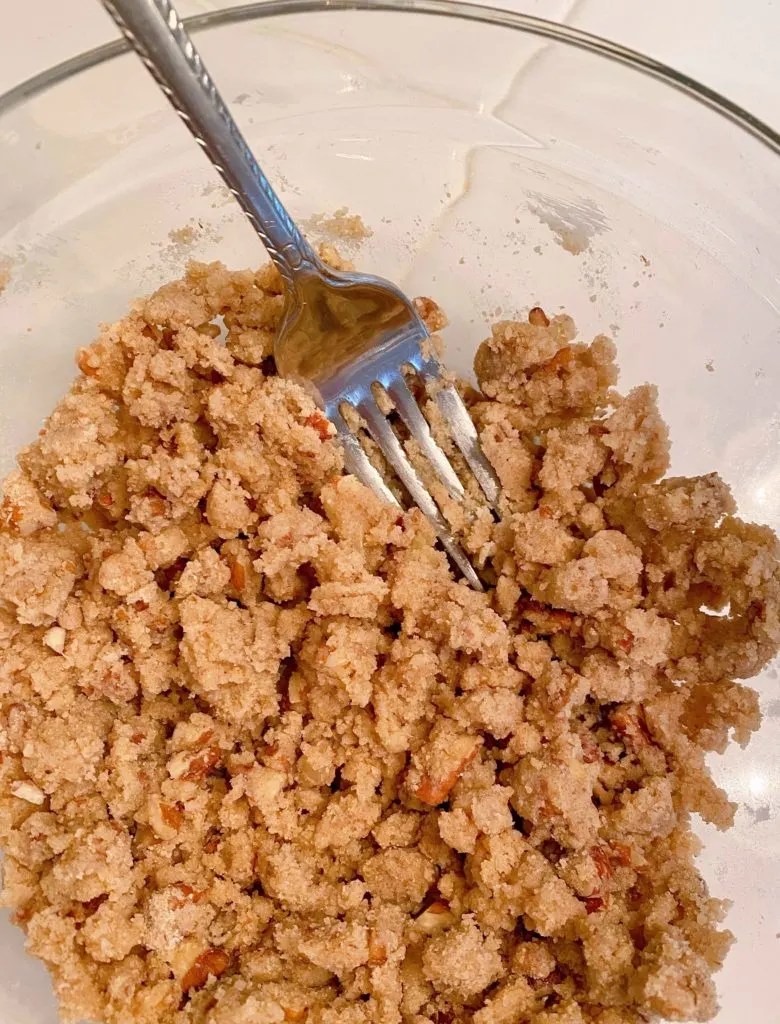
42;625;66;653
10;781;45;805
414;899;456;935
408;727;482;805
167;746;222;782
528;306;550;327
180;948;229;991
367;934;388;965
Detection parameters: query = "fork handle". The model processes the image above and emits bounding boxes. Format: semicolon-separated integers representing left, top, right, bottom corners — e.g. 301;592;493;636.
100;0;317;290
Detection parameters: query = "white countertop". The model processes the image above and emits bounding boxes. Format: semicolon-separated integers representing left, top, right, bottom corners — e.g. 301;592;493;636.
4;0;780;132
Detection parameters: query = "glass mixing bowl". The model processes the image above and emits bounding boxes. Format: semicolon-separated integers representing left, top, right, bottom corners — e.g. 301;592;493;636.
1;2;779;1021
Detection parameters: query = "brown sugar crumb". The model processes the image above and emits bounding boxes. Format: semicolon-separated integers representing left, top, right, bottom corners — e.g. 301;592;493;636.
0;257;778;1024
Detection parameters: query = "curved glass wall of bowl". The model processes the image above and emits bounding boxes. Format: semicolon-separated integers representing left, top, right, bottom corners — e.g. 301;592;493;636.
0;4;779;1023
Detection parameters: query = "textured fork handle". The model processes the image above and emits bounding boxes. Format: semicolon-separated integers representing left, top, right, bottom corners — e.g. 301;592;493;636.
101;0;317;290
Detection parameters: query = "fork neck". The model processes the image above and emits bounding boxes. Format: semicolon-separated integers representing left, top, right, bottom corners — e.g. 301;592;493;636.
100;0;320;293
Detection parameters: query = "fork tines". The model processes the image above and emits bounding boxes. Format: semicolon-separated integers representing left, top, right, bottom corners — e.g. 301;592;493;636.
327;342;501;591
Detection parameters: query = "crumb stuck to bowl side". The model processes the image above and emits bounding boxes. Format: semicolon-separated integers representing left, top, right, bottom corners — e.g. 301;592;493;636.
0;257;777;1024
302;207;374;247
0;257;12;295
168;224;199;246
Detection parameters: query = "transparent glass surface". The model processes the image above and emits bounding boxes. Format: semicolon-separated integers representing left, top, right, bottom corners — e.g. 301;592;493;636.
0;2;779;1021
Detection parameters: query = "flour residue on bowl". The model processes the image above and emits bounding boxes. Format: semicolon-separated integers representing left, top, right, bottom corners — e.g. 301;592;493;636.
199;181;234;209
527;194;608;255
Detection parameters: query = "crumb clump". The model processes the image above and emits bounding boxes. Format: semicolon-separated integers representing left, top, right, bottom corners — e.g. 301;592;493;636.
0;254;778;1024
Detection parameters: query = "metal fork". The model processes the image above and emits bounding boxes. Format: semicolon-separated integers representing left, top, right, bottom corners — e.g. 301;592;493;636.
101;0;501;589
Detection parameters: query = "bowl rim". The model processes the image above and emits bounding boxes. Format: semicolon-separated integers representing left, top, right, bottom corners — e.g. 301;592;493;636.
2;0;779;160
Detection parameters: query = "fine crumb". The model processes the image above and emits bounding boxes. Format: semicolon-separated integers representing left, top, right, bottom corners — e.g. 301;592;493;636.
0;265;777;1024
706;359;715;373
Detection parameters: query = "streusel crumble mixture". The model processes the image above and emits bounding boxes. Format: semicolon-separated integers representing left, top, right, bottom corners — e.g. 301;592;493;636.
1;250;778;1024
